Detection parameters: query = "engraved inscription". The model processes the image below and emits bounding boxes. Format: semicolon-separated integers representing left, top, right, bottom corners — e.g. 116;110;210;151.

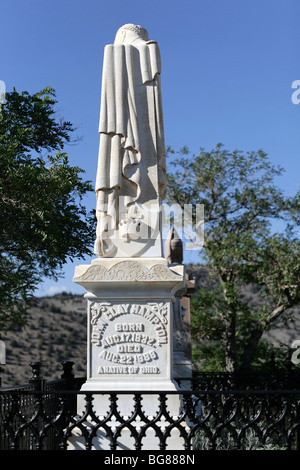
99;349;157;364
90;301;169;376
97;366;159;374
115;323;143;332
102;332;156;348
117;345;142;353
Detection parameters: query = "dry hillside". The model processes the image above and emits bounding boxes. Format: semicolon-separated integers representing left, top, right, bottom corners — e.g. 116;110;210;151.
0;293;87;387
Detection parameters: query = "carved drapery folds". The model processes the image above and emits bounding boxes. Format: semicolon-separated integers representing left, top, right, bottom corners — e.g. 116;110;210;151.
94;24;166;257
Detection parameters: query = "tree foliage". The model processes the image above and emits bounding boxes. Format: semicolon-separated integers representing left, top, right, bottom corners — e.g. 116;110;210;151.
0;87;96;330
167;144;300;371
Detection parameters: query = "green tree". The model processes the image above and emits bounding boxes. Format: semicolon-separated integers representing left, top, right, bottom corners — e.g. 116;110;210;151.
0;87;96;330
167;144;300;372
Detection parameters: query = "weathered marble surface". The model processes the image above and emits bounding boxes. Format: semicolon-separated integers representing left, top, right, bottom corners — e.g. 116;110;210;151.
94;24;166;258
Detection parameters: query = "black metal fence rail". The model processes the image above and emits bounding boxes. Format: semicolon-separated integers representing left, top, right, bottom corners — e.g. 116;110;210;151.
1;364;300;451
1;388;300;450
187;371;300;391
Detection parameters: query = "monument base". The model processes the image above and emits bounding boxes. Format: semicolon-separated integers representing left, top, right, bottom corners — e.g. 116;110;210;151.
67;257;188;450
67;378;189;451
67;417;189;450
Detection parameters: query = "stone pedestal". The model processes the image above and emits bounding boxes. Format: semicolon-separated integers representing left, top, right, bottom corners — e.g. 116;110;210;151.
67;257;190;450
74;257;185;391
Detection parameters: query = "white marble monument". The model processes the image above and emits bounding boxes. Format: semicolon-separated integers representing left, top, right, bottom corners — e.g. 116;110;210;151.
71;24;190;450
94;23;166;259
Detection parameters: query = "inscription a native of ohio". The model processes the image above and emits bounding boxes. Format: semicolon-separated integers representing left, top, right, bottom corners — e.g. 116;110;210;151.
89;301;170;377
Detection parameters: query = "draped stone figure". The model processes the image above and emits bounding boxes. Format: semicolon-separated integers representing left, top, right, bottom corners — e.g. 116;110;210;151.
94;24;166;258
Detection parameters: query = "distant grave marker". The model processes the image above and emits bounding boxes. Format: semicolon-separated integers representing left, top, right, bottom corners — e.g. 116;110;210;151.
0;340;6;365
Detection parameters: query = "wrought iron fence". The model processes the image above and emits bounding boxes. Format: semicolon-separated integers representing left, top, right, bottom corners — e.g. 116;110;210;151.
1;364;300;450
1;388;300;450
188;371;300;391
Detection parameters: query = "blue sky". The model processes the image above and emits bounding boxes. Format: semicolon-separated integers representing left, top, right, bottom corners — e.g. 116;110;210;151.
1;0;300;296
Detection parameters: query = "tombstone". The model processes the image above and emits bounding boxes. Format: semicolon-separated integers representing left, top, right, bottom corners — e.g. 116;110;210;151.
0;340;5;365
0;340;5;386
70;24;190;450
0;80;6;104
